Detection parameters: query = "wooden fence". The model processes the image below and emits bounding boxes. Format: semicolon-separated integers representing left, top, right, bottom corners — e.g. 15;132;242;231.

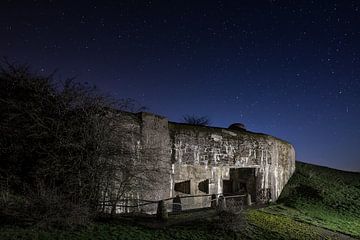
99;193;250;215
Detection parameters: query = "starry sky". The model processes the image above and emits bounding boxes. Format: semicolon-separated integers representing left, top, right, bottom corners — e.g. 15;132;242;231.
1;0;360;171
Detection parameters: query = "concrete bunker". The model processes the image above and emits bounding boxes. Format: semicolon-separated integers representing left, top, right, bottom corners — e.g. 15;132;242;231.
168;120;295;210
109;111;296;213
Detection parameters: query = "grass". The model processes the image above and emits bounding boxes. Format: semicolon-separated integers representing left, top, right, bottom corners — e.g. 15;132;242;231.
0;210;346;240
244;209;340;240
0;222;236;240
269;161;360;238
1;161;359;239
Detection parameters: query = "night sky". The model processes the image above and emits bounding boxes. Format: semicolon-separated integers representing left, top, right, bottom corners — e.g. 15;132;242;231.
1;1;359;171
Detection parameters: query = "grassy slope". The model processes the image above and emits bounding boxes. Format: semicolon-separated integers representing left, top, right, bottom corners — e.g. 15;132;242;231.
1;161;359;240
264;161;360;237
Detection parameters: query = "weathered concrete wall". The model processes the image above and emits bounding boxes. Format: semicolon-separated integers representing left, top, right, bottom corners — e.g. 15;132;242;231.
138;112;172;213
169;123;295;209
111;111;295;212
106;111;171;214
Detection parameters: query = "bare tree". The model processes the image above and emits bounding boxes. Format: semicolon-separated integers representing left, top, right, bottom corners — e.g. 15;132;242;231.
0;61;163;227
115;98;147;113
182;114;211;126
0;62;120;226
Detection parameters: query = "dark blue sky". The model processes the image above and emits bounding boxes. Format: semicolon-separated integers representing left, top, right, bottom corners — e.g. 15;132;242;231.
1;0;359;171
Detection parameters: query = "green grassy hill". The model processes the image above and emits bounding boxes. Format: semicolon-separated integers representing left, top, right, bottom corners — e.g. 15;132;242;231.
261;161;360;238
1;161;359;240
280;161;360;216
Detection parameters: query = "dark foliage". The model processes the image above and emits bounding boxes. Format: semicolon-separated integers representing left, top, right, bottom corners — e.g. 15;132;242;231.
0;61;124;228
216;198;245;233
294;184;323;201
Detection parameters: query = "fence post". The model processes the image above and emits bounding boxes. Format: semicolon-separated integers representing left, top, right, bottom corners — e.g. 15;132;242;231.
211;194;217;208
218;195;226;211
156;200;168;221
246;193;252;206
172;195;182;212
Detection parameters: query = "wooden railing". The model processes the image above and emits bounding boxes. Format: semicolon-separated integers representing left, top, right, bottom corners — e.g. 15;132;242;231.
99;193;250;214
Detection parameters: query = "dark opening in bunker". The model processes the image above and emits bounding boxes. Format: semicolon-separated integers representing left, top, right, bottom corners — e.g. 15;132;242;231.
174;180;191;194
198;179;209;194
222;168;256;200
223;179;233;194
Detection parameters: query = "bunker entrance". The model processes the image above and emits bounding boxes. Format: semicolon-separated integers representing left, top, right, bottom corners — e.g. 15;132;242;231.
223;168;256;200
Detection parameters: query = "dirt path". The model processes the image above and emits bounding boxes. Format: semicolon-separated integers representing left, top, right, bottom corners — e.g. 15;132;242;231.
317;226;358;240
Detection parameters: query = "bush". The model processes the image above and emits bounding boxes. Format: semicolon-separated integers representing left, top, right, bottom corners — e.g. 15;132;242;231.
216;198;245;232
0;61;122;228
